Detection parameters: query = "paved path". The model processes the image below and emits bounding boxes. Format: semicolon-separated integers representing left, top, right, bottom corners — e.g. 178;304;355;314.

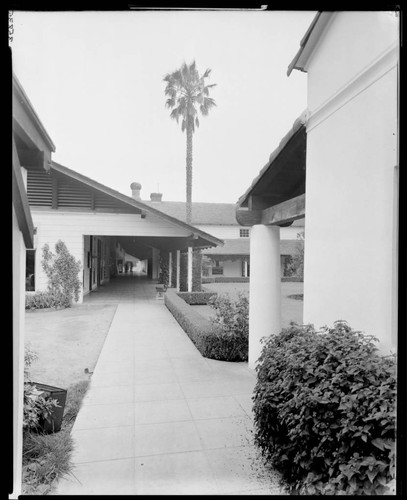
54;276;285;495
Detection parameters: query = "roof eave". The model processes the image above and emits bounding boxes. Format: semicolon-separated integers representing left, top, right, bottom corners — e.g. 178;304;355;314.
12;73;56;152
287;12;334;76
237;110;308;208
50;161;223;248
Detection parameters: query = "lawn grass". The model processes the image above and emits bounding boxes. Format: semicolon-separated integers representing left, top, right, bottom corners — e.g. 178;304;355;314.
22;379;90;495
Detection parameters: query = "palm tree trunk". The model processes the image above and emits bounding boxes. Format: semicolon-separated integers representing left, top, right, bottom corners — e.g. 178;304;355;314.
186;126;193;225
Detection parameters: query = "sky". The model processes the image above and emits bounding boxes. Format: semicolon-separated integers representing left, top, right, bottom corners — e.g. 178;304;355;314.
10;9;317;204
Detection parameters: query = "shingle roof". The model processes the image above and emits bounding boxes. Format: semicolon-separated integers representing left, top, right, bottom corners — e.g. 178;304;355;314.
142;201;239;225
203;238;302;257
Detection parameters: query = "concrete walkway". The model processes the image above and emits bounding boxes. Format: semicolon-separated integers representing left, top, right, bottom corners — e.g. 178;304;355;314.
54;276;285;495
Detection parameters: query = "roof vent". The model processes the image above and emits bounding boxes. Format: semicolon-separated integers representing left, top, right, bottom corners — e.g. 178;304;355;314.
130;182;142;200
150;192;163;202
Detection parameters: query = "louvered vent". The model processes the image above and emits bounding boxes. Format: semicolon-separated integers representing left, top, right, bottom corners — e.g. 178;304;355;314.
58;180;92;208
27;170;52;206
94;192;138;213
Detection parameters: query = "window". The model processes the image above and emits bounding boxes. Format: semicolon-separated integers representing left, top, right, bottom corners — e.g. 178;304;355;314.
26;249;35;291
240;229;250;238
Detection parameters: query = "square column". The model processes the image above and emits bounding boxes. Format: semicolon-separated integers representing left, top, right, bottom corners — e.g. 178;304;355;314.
249;224;281;369
187;246;193;292
168;252;173;287
176;250;181;291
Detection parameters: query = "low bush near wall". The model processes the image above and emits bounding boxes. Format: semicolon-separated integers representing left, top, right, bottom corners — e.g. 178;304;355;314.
253;320;396;495
25;290;69;310
281;276;303;282
164;290;247;361
177;291;217;305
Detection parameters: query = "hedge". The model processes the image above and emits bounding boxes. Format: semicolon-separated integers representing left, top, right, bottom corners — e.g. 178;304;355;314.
253;321;396;495
164;289;247;361
177;291;217;305
202;276;250;284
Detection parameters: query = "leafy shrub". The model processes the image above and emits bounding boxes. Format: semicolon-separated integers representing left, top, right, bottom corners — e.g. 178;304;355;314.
208;292;249;361
23;346;60;431
253;321;396;495
178;291;217;305
25;290;68;310
42;240;81;306
22;379;90;495
165;289;246;361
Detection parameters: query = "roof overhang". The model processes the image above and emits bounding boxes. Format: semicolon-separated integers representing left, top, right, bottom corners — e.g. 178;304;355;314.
12;74;56;166
287;11;334;76
238;111;307;209
13;137;34;248
50;162;224;250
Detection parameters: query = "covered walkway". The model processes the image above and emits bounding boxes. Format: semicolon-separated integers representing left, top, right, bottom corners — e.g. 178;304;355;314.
54;275;285;495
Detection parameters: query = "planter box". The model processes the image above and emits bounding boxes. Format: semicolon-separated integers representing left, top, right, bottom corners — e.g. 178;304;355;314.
33;382;67;433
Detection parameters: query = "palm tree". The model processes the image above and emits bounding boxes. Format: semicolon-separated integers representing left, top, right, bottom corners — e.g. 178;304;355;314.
163;60;216;224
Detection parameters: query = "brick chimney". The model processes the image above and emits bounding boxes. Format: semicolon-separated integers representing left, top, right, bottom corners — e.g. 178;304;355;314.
150;192;163;202
130;182;142;200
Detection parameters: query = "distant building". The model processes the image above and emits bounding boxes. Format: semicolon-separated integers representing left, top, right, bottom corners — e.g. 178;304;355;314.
143;194;304;280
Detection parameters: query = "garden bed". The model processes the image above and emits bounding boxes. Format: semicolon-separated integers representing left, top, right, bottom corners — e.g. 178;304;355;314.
164;289;248;361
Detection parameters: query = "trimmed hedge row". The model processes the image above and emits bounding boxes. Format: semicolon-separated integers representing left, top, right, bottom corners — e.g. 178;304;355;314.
164;290;246;361
177;291;217;305
25;290;69;310
281;276;303;282
202;276;250;283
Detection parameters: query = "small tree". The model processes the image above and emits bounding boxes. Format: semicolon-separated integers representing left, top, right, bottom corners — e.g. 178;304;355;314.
287;231;304;279
41;240;81;307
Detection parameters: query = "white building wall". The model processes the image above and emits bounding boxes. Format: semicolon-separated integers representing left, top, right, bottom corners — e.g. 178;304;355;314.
196;225;244;239
303;15;398;353
31;209;192;302
12;207;26;499
222;260;243;277
306;12;399;112
197;223;302;240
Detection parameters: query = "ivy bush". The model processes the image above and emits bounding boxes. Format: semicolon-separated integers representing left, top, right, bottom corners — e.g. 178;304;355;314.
23;346;60;432
41;240;81;307
253;321;396;495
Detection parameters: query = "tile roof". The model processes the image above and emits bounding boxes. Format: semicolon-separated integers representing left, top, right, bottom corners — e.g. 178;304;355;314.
143;200;305;227
203;238;302;257
142;201;239;225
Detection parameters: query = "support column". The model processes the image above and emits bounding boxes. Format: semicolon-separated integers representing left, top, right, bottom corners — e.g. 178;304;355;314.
168;252;172;288
176;250;181;291
152;248;159;280
249;224;281;369
187;246;193;292
243;260;248;278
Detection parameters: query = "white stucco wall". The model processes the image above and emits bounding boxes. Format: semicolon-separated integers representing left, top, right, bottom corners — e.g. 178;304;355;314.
303;13;398;353
306;11;399;112
12;207;26;499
